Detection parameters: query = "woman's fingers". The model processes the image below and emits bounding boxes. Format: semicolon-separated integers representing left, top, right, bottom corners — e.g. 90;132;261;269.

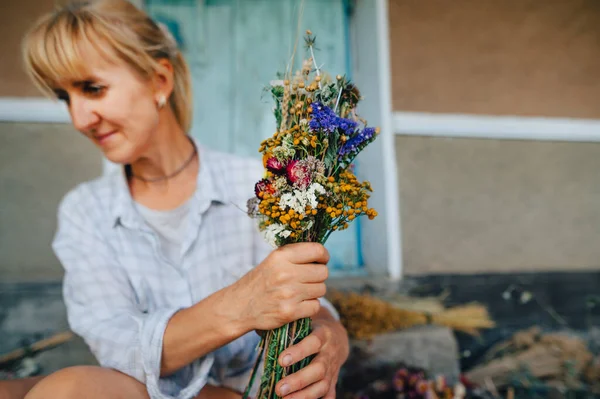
286;380;330;399
278;333;323;368
295;299;321;320
276;360;329;398
280;242;330;265
275;320;346;398
297;264;329;284
299;282;327;301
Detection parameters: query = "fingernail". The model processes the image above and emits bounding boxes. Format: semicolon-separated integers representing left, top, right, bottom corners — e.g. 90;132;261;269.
280;384;290;395
282;354;292;366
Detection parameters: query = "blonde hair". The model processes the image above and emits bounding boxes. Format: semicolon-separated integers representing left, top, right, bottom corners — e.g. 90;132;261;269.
22;0;193;132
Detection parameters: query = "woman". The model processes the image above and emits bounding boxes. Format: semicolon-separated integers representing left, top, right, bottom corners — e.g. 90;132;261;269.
13;1;349;398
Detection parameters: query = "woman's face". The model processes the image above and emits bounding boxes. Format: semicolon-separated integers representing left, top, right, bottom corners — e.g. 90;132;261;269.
54;47;163;165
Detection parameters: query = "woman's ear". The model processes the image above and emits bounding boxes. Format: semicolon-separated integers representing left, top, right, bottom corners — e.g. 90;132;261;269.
153;58;175;103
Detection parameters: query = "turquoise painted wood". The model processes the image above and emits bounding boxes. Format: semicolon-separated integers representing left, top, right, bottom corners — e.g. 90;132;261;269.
145;0;362;273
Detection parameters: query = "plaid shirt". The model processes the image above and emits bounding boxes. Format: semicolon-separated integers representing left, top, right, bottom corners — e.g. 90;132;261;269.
52;140;338;399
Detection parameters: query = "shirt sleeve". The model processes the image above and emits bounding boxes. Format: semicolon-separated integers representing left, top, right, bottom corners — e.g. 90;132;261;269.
53;189;212;399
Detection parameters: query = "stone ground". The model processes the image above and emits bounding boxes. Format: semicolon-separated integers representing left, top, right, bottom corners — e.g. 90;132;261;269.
0;282;96;376
0;279;460;380
2;271;600;381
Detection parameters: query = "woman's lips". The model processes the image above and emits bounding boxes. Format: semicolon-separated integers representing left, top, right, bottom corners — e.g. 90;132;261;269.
95;131;117;145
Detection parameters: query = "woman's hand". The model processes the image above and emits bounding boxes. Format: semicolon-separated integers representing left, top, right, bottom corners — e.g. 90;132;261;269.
274;316;349;399
226;242;330;333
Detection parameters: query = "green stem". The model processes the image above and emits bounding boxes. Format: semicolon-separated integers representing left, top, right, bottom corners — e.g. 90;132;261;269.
246;318;313;398
242;337;267;399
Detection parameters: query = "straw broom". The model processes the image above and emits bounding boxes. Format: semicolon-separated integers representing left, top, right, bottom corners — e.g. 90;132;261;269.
327;290;495;339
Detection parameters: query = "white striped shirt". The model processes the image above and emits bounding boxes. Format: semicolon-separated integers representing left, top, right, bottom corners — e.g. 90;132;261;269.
52;140;337;399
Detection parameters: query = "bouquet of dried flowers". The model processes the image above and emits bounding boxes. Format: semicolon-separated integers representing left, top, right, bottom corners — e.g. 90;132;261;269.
243;31;379;399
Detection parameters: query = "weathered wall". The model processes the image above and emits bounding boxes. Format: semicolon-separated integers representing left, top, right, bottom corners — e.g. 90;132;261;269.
395;136;600;275
390;1;600;274
0;0;58;97
389;0;600;118
0;123;102;282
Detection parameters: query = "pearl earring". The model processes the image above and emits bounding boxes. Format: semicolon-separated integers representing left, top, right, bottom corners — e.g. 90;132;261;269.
157;95;166;109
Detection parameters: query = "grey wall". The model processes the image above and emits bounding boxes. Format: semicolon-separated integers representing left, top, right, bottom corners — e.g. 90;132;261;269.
396;135;600;275
1;122;102;282
389;0;600;275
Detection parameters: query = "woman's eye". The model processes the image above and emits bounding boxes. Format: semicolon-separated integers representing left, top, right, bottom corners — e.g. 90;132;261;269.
84;84;106;96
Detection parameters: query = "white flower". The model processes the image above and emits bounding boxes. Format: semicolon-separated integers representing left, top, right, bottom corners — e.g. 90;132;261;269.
300;119;308;126
279;191;305;214
262;223;291;248
453;383;466;399
279;183;326;215
306;183;325;208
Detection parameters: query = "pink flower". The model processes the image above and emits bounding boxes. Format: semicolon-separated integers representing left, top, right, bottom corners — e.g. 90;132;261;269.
255;179;275;197
286;160;311;189
416;380;429;394
396;368;409;379
393;376;405;392
266;157;286;174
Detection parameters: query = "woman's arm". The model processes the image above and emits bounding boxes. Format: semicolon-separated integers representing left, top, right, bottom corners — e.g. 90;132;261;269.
159;286;246;376
160;243;330;375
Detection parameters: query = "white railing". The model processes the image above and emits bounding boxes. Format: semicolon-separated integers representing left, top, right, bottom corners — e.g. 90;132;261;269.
0;97;69;123
394;111;600;142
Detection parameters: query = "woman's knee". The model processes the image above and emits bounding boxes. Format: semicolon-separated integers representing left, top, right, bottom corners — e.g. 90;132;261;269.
24;366;148;399
24;366;94;399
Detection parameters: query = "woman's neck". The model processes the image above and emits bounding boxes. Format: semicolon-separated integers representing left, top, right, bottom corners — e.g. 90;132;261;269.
130;111;193;180
128;110;199;210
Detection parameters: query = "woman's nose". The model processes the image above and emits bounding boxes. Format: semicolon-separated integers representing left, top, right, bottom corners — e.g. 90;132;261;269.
69;97;101;133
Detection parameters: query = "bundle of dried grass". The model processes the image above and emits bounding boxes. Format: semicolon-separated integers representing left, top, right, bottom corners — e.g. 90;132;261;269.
326;290;495;340
466;327;593;389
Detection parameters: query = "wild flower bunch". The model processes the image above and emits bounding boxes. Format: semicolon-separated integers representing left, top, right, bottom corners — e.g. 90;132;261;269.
351;367;467;399
243;31;378;399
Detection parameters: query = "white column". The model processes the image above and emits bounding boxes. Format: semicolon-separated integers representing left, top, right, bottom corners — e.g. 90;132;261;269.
350;0;402;279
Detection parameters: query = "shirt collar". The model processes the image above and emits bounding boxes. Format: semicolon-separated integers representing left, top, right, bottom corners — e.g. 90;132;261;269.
110;136;230;229
193;142;230;211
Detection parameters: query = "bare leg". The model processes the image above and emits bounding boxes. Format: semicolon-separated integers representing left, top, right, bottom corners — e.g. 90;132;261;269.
19;366;240;399
0;377;44;399
195;385;241;399
24;366;149;399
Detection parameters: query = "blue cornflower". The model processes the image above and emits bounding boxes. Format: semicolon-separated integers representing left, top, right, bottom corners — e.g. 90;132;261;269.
309;102;357;135
339;127;377;158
